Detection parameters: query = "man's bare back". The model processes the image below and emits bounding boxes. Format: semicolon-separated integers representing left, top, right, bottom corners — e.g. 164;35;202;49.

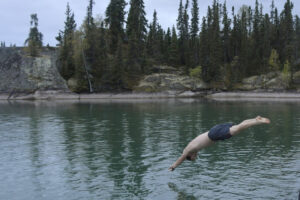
169;116;270;171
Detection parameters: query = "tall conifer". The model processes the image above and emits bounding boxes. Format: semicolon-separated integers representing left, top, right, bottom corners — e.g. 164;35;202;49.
25;14;43;57
126;0;147;78
57;3;76;80
105;0;127;54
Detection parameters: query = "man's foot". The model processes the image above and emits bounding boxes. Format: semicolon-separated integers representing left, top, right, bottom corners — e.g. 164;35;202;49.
256;116;271;124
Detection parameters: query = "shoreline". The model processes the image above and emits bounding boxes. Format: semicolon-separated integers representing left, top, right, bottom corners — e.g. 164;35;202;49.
1;90;300;101
0;90;206;100
207;92;300;101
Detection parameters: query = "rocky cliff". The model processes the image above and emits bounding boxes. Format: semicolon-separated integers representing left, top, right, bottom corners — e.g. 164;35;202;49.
0;48;68;94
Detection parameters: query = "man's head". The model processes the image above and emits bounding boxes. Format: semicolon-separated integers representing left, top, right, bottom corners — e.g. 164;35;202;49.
186;152;197;161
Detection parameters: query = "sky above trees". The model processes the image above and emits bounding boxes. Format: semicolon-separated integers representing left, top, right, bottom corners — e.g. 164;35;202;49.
1;0;300;46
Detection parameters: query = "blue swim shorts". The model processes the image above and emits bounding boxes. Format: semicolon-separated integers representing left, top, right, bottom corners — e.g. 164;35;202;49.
208;123;234;141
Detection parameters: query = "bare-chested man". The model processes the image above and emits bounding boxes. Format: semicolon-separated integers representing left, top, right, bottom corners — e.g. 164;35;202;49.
169;116;271;171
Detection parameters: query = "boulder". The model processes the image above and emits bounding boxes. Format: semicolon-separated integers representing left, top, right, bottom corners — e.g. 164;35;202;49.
293;71;300;85
238;71;288;91
0;48;68;93
134;73;208;92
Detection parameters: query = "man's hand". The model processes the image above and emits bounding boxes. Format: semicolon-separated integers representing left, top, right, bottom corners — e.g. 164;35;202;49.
168;154;187;171
168;166;175;171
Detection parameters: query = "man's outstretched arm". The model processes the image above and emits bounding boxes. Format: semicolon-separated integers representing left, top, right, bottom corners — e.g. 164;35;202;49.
168;154;187;171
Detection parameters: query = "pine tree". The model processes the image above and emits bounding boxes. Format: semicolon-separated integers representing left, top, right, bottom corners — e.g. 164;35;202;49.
84;0;97;67
200;16;209;80
262;14;271;72
0;41;5;48
177;0;190;67
222;1;231;63
279;0;295;81
190;0;199;39
111;37;124;89
280;0;294;62
270;0;275;24
295;15;300;72
105;0;127;54
207;0;222;81
156;25;165;63
183;0;190;69
126;0;148;75
177;0;190;71
247;6;253;35
239;7;250;77
251;0;263;75
24;14;43;56
169;26;179;66
57;3;77;80
146;10;160;62
190;0;199;67
72;30;89;92
94;22;108;83
270;1;279;52
164;27;172;64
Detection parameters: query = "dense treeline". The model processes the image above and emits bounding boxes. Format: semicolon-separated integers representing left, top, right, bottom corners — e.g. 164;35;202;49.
26;0;300;92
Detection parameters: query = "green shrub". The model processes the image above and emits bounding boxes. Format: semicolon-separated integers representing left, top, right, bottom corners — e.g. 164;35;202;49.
189;66;202;79
282;60;291;87
268;49;280;71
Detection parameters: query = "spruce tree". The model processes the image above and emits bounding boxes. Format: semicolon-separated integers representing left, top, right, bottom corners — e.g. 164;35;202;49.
105;0;127;54
295;15;300;72
240;8;250;77
111;37;124;89
146;10;160;62
94;22;108;83
84;0;97;67
176;0;190;71
222;1;231;63
190;0;199;39
24;14;43;57
280;0;294;63
126;0;147;75
280;0;295;81
262;14;271;72
57;3;76;80
169;26;179;66
207;0;222;81
251;0;263;75
190;0;199;67
177;0;189;66
200;16;209;81
164;27;172;64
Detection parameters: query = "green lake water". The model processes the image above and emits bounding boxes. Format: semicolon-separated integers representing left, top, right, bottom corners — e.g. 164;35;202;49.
0;99;299;199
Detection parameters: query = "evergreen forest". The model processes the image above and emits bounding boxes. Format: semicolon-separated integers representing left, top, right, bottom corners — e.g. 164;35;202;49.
24;0;300;92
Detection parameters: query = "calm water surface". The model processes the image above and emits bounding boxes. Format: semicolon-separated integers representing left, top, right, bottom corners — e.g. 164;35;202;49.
0;99;299;200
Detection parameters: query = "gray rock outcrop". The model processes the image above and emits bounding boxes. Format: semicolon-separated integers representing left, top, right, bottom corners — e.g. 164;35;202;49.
0;48;68;94
237;71;289;91
134;72;208;93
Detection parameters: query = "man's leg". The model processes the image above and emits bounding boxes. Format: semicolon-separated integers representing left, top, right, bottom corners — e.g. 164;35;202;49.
229;116;270;136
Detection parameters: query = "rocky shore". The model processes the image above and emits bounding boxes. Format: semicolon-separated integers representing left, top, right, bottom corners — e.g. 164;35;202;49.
1;89;300;101
207;92;300;101
0;90;207;100
1;48;300;101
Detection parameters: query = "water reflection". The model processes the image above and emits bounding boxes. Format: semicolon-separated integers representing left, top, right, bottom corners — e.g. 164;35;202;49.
168;182;197;200
0;99;299;199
